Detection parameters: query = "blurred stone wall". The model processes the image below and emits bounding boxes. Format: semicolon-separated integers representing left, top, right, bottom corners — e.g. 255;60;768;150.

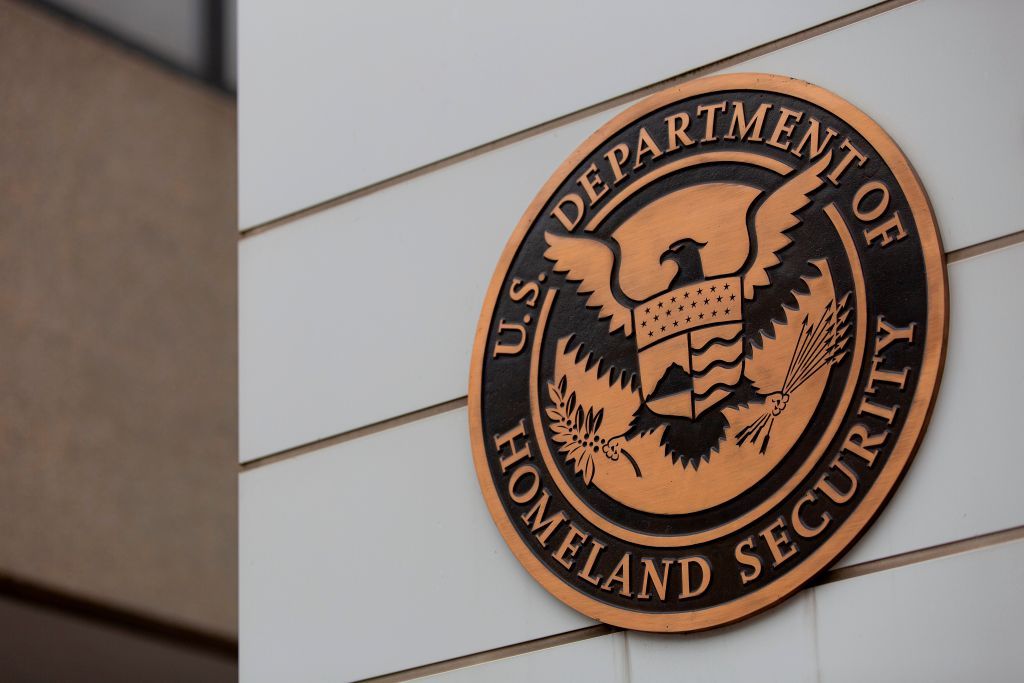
0;0;236;645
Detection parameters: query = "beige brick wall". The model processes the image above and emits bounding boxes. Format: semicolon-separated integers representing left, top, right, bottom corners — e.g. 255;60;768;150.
0;0;237;640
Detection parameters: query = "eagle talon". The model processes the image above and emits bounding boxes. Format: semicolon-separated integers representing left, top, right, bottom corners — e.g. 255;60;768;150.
766;392;790;416
601;437;623;461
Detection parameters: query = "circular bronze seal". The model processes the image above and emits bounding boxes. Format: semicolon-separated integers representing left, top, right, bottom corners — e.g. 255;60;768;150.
469;73;946;631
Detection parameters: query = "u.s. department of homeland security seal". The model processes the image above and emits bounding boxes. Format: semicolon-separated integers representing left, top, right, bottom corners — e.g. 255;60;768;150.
469;73;947;632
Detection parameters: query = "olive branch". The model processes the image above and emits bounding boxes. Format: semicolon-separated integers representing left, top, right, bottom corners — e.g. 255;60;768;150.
546;375;628;485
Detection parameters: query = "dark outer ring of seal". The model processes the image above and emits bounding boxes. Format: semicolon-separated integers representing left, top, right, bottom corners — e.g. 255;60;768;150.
468;73;947;632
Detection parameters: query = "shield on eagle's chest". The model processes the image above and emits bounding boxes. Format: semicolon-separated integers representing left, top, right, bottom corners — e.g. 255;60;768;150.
612;183;760;420
632;277;745;419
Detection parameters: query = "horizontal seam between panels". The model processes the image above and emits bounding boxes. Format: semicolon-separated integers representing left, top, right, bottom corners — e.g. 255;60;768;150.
240;396;467;470
946;229;1024;264
356;525;1024;682
818;525;1024;586
238;0;915;238
238;227;1024;471
361;625;619;683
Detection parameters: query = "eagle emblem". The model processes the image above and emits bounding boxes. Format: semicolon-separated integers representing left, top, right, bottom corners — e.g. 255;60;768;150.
541;152;852;506
469;73;945;634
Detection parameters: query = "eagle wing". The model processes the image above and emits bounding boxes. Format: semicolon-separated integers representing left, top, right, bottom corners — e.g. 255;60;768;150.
544;232;633;337
744;151;833;299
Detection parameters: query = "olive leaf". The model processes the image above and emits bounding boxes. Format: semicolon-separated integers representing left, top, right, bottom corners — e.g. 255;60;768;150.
545;376;608;487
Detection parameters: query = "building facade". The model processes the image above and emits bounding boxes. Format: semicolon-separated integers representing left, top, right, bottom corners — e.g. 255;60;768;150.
1;2;237;680
238;1;1024;680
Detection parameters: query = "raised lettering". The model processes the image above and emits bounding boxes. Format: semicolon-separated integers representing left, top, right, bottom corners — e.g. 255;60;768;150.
509;278;540;308
553;524;589;570
864;211;907;247
792;117;838;158
665;112;696;150
494;421;531;472
815;454;858;504
766;107;803;151
492;319;528;358
633;127;664;170
876;316;917;352
696;102;727;142
637;558;672;600
735;537;763;585
679;556;711;598
842;423;887;466
577;162;609;205
508;464;540;504
577;538;606;585
551;193;585;231
520;489;567;546
601;552;633;596
759;516;798;567
826;139;867;186
792;490;831;538
604;143;630;184
725;101;772;142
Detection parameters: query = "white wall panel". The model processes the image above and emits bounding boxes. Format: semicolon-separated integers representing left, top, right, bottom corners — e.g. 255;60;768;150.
815;539;1024;681
237;0;874;227
237;107;622;462
240;243;1024;682
239;409;592;683
239;0;1021;679
625;592;818;683
420;633;626;683
239;0;1024;461
238;107;623;461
